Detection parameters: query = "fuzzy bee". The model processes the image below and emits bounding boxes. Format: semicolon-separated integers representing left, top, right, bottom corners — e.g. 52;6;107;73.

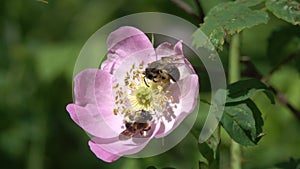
119;110;153;140
144;55;183;87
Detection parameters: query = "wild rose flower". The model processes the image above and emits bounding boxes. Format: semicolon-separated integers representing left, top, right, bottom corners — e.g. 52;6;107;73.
66;26;199;162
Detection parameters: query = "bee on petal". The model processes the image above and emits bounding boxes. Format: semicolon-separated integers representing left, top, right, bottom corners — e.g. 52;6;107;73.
119;110;153;140
144;55;184;87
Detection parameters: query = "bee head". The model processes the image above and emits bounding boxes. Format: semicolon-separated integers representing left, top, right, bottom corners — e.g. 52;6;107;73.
145;68;157;79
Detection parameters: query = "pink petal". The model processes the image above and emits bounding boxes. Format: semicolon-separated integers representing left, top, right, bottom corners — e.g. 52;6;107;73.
155;40;196;77
89;140;120;163
156;40;183;58
94;69;122;125
67;104;123;138
90;122;161;158
112;48;156;86
155;74;199;138
73;69;98;106
101;26;154;74
174;40;183;55
66;104;79;125
68;69;123;138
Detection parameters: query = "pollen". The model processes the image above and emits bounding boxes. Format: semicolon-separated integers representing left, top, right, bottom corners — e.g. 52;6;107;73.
131;85;152;110
113;108;118;115
112;62;178;123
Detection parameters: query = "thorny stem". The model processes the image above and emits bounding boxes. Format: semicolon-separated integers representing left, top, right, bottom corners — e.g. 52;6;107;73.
229;34;242;169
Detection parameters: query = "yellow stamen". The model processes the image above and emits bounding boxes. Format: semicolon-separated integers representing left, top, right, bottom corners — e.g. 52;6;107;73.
113;108;118;115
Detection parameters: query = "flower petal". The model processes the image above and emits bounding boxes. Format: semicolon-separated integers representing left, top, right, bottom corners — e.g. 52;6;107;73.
156;40;183;58
88;140;120;163
66;104;79;125
73;69;98;106
68;69;123;138
67;104;123;138
90;122;161;159
101;26;154;74
112;48;156;86
94;69;123;127
155;40;196;79
155;74;199;138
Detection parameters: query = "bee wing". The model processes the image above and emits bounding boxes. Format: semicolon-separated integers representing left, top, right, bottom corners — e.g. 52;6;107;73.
163;55;195;80
148;55;184;69
161;54;184;63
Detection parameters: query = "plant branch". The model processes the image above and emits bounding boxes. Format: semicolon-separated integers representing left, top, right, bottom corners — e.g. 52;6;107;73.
194;0;205;23
269;85;300;120
170;0;203;23
241;56;300;121
263;53;297;82
229;35;242;169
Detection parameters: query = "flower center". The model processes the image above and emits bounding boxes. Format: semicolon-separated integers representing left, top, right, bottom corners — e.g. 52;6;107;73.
113;62;178;123
133;85;152;109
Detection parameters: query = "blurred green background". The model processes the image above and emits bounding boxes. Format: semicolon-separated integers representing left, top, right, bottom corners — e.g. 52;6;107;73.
1;0;299;169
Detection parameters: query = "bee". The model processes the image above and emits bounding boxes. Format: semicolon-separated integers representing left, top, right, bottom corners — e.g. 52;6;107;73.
144;55;182;87
119;110;153;140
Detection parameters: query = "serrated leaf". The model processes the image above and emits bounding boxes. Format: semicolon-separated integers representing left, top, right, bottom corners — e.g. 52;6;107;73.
193;2;269;50
266;0;300;25
226;78;275;104
221;99;264;146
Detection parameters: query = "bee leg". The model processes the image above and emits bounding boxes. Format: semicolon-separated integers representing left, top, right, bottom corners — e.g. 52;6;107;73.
119;130;134;140
144;126;151;131
162;83;171;91
153;78;159;82
140;130;146;137
140;126;151;137
144;78;150;87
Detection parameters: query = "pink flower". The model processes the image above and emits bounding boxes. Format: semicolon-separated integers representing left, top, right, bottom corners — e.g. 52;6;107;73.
66;26;199;162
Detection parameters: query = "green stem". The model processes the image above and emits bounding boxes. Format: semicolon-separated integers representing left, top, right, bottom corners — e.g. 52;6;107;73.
229;34;242;169
229;34;240;83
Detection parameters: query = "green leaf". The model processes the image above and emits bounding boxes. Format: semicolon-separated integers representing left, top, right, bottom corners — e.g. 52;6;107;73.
236;0;264;7
226;78;275;104
198;129;220;168
199;143;214;165
221;99;264;146
266;0;300;26
193;2;269;50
